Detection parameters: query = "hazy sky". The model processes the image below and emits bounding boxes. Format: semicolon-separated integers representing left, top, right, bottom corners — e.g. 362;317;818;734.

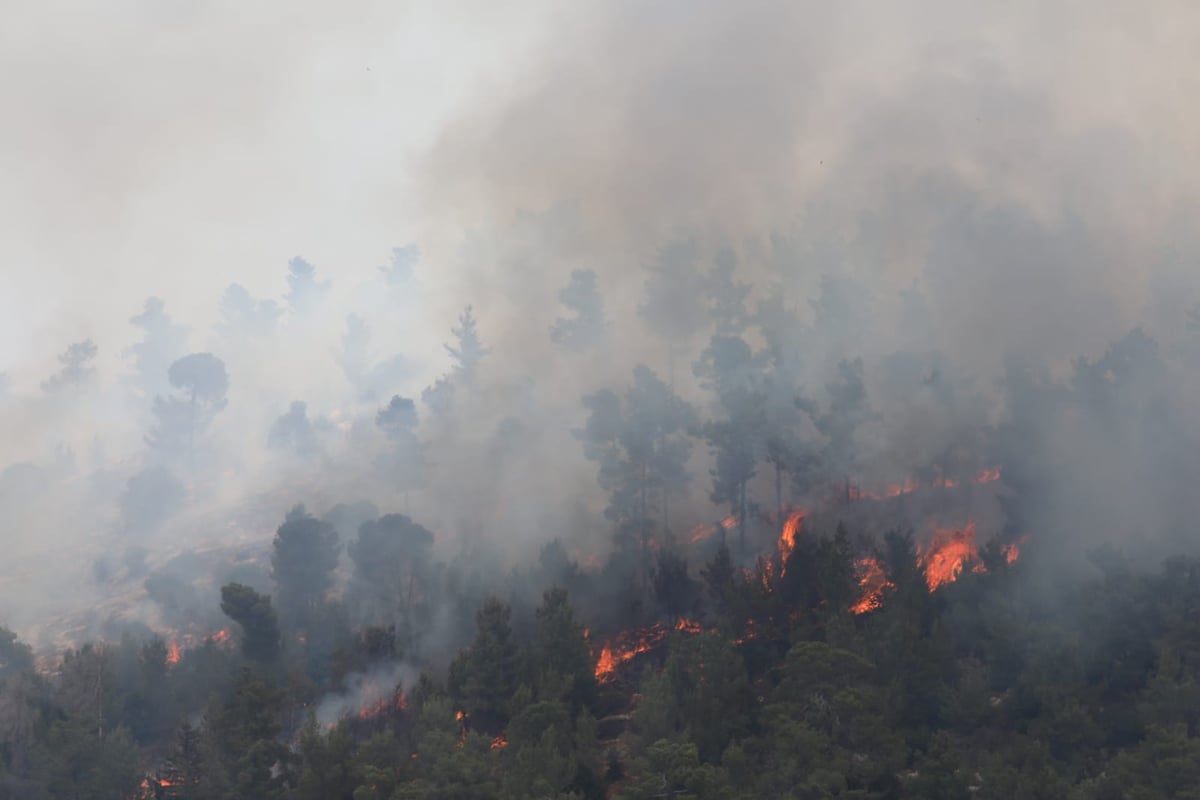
5;1;1200;388
0;1;555;383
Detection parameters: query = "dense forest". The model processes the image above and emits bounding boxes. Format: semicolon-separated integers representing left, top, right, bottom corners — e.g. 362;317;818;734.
2;241;1200;799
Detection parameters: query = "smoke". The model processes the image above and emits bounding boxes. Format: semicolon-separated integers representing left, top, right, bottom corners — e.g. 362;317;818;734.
4;1;1200;651
312;661;417;730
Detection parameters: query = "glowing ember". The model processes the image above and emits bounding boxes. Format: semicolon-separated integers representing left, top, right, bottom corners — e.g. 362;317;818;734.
721;515;737;530
849;557;893;614
210;628;231;644
920;522;982;591
976;466;1002;483
733;618;759;645
689;522;717;544
778;509;806;566
166;640;182;666
885;477;921;498
490;733;508;751
675;618;703;634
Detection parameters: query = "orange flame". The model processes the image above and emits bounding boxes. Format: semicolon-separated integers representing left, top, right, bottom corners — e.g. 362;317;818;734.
490;733;508;751
778;509;806;566
721;515;737;530
210;628;231;644
357;690;407;721
166;640;182;666
849;465;1002;501
593;619;706;681
689;523;717;544
920;522;982;591
733;618;759;645
849;557;893;614
1002;536;1029;565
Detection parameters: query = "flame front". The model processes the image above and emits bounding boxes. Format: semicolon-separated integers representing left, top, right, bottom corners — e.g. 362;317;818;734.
920;522;982;591
593;619;707;682
166;640;182;666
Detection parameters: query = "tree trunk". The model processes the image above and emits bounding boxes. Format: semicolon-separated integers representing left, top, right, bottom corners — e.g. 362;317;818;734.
738;481;747;556
775;460;783;523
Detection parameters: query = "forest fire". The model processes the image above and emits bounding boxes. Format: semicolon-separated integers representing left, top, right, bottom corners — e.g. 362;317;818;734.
850;557;893;615
920;522;984;591
166;639;181;666
210;628;231;644
490;733;508;751
675;617;703;634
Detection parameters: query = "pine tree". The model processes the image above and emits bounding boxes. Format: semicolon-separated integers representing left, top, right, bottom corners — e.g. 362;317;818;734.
270;505;341;630
448;598;519;734
445;305;490;384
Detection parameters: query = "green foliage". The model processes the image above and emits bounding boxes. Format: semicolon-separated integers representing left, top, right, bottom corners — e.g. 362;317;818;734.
271;504;341;629
220;582;282;663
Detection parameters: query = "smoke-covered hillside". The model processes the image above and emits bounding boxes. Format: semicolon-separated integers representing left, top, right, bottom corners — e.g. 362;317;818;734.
3;2;1200;797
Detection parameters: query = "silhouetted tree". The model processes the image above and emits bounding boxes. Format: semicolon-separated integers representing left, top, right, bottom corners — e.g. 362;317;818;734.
0;628;33;681
268;401;319;457
375;396;424;506
126;298;188;401
284;257;330;316
445;305;489;385
270;505;340;629
577;365;695;562
219;584;281;663
348;514;434;646
551;269;607;350
42;339;98;393
705;247;751;337
147;353;229;473
817;358;874;491
218;283;280;338
694;335;766;553
379;244;419;286
640;239;709;384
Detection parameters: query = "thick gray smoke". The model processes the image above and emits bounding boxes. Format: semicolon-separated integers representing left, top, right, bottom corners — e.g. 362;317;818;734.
3;1;1200;650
